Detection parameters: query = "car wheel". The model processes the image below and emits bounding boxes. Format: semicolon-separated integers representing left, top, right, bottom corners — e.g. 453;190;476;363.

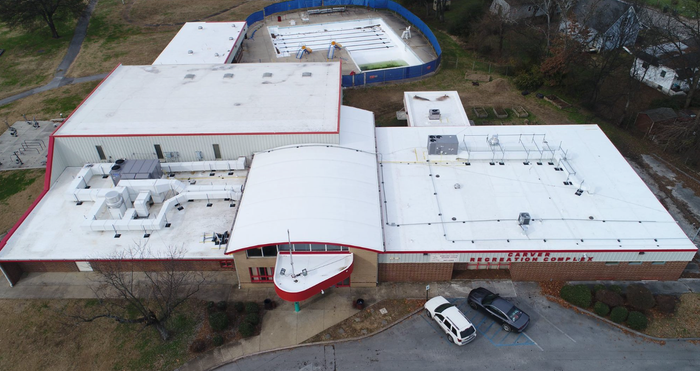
469;301;478;310
425;309;432;319
448;335;454;343
502;323;512;332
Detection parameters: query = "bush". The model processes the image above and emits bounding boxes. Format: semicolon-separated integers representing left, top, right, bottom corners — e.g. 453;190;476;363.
189;339;206;353
627;311;648;331
608;285;623;294
655;295;678;314
245;302;260;314
245;313;260;326
593;284;606;293
593;301;610;317
212;334;224;347
234;301;245;313
560;284;592;308
595;289;624;308
206;301;215;312
627;284;655;311
216;301;228;311
209;312;229;331
610;306;629;323
239;322;255;338
514;67;543;91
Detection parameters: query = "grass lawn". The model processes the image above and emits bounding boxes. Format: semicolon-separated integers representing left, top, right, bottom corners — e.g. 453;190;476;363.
0;169;44;235
645;293;700;338
0;18;77;100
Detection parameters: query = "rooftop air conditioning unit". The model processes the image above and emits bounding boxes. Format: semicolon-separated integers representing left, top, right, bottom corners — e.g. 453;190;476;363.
429;109;441;120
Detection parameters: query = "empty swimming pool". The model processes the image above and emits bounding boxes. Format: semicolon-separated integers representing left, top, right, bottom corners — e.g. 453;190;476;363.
268;18;423;71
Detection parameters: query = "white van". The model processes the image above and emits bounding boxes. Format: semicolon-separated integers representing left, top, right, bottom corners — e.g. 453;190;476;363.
424;296;477;345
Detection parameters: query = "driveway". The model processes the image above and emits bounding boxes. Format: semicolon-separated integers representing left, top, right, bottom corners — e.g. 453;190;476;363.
216;282;700;371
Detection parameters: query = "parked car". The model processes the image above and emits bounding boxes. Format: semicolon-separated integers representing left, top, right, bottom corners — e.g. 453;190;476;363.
467;287;530;332
424;296;477;345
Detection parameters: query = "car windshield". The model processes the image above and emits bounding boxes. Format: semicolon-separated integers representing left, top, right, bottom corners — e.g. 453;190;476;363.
435;303;453;313
483;293;497;305
460;326;475;338
507;307;524;322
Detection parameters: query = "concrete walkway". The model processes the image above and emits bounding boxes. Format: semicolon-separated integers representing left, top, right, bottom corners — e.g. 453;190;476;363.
0;0;103;108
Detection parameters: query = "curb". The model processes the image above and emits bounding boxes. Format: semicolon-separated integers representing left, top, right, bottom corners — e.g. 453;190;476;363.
195;305;425;371
545;294;700;342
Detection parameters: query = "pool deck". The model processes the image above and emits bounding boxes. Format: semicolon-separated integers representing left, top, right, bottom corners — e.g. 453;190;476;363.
241;7;437;75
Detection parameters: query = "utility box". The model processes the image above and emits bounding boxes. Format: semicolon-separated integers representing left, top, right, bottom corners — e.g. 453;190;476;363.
427;135;458;155
518;212;531;226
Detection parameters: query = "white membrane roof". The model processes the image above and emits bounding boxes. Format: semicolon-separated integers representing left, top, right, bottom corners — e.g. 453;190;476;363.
55;63;341;136
228;145;383;253
0;167;246;261
404;91;470;127
153;22;246;65
377;125;697;253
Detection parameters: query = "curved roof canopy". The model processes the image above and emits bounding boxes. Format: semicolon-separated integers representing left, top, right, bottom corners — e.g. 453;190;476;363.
227;145;383;253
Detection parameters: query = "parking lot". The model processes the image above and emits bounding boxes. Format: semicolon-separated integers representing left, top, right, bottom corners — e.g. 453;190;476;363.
222;282;700;371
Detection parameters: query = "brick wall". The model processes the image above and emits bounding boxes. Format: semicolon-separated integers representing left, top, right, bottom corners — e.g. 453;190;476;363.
90;260;230;272
510;261;686;281
379;263;453;282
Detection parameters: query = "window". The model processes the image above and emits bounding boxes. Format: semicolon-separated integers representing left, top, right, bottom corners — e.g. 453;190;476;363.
605;262;619;266
294;244;311;252
213;144;221;159
95;145;106;160
154;144;164;160
220;260;233;269
246;246;278;258
336;277;350;287
660;70;667;78
310;243;326;251
271;243;350;252
249;267;274;282
652;261;666;265
628;261;642;266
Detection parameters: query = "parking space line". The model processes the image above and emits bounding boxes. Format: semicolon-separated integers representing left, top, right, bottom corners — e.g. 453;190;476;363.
522;332;544;351
499;332;511;343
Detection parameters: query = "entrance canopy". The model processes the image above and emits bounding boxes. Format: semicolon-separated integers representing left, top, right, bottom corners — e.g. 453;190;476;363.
227;144;383;253
274;253;353;302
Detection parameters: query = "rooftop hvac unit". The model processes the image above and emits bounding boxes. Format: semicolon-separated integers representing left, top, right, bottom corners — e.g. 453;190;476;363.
429;109;441;120
518;212;531;226
427;135;458;155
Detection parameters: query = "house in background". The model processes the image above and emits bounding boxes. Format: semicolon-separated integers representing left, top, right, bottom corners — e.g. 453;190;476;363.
631;41;700;96
562;0;640;51
489;0;546;22
634;107;696;137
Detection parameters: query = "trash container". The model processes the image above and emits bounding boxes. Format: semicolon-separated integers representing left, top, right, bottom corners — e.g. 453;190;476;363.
264;298;275;310
355;298;365;310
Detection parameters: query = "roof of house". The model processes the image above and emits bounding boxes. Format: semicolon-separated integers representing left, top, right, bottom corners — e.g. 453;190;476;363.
573;0;632;33
639;107;677;122
153;22;246;65
54;63;342;136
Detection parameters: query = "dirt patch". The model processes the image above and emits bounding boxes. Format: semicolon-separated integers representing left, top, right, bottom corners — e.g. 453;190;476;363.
0;169;44;234
538;281;567;297
302;299;424;343
645;293;700;338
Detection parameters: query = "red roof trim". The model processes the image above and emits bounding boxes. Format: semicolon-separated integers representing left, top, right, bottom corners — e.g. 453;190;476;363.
379;248;697;254
225;241;381;255
54;130;338;138
275;261;353;302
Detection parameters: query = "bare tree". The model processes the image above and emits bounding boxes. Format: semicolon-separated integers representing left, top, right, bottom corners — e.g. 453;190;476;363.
72;244;206;341
0;0;85;39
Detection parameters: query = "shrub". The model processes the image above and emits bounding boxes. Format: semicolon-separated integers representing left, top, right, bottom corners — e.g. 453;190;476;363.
627;311;648;331
655;295;678;314
593;301;610;317
212;334;224;347
245;313;260;326
234;301;245;313
610;306;629;323
206;301;215;312
245;302;260;314
189;339;206;353
209;312;229;331
514;72;543;91
595;289;624;308
608;285;623;294
216;301;228;311
627;284;655;311
593;284;606;293
239;322;255;338
560;284;592;308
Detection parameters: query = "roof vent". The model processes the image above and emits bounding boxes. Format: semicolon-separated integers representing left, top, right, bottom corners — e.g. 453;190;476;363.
223;73;234;79
302;72;312;77
429;109;441;120
184;74;195;79
197;25;203;30
232;23;237;27
187;50;193;54
229;36;234;40
518;212;531;226
263;72;273;78
214;53;220;57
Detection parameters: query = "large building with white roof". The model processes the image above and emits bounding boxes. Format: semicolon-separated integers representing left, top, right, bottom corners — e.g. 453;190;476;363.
0;19;696;301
